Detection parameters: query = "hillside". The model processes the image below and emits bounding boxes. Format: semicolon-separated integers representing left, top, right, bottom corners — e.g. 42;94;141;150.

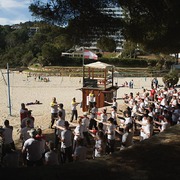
1;124;180;180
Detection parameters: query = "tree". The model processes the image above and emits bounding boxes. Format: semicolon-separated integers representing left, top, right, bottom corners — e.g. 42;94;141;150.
29;0;180;54
162;70;179;88
97;36;116;52
29;0;122;45
41;43;61;66
120;41;137;58
119;0;180;54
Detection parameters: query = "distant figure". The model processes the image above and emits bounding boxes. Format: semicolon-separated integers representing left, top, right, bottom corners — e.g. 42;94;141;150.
129;79;134;89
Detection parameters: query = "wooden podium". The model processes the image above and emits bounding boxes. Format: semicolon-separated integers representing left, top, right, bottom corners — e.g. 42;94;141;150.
81;61;119;112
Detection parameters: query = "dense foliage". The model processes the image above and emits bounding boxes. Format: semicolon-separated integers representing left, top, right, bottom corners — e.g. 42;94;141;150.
30;0;180;54
0;22;73;68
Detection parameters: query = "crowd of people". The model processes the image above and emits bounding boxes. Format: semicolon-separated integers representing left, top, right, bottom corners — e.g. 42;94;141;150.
0;83;180;168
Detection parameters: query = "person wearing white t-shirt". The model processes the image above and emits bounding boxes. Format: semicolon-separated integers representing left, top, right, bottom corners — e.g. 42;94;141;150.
105;117;116;154
50;97;58;128
61;121;73;163
73;118;84;153
54;111;65;149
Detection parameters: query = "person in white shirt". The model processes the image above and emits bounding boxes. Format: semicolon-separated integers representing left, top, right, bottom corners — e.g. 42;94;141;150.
58;103;66;120
81;112;91;146
89;102;98;130
44;140;59;166
54;111;65;149
60;121;73;163
100;108;108;131
50;97;58;129
73;118;84;153
120;123;134;150
105;117;116;154
154;116;171;132
22;128;43;167
73;138;87;162
2;120;16;155
70;97;80;122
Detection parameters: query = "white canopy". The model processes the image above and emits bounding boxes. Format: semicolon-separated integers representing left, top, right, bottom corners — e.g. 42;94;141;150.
84;61;114;69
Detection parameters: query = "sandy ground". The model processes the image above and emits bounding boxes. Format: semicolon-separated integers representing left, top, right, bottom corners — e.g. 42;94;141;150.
0;69;169;142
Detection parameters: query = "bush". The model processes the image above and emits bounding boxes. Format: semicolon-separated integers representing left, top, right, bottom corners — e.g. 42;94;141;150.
162;70;179;88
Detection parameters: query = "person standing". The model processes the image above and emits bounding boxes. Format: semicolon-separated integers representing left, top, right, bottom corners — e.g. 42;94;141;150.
54;111;65;149
73;118;84;153
100;108;108;132
21;128;43;167
60;121;73;163
120;123;134;150
89;102;98;130
21;110;35;129
20;119;32;146
50;97;58;129
105;117;116;155
2;120;16;156
81;112;91;146
70;97;80;122
88;90;95;113
44;141;59;166
20;103;28;123
58;103;66;120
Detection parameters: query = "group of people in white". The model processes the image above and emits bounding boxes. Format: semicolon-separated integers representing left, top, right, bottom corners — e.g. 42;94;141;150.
0;83;180;167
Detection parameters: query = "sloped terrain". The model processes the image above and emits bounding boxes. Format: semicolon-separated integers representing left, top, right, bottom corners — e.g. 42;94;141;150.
1;125;180;180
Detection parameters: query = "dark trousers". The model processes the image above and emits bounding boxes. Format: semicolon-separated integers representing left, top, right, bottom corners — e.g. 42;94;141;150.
83;131;91;145
51;113;58;128
54;131;60;149
71;110;78;122
105;139;115;154
89;118;98;130
26;158;43;167
61;146;73;163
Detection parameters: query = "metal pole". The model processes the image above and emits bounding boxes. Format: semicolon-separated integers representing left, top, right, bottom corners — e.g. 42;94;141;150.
82;47;85;86
7;63;12;116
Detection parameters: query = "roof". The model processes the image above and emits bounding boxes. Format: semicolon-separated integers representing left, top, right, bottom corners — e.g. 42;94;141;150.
84;61;114;69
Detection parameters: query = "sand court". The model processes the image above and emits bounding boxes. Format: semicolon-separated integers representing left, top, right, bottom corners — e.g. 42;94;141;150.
0;69;168;142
